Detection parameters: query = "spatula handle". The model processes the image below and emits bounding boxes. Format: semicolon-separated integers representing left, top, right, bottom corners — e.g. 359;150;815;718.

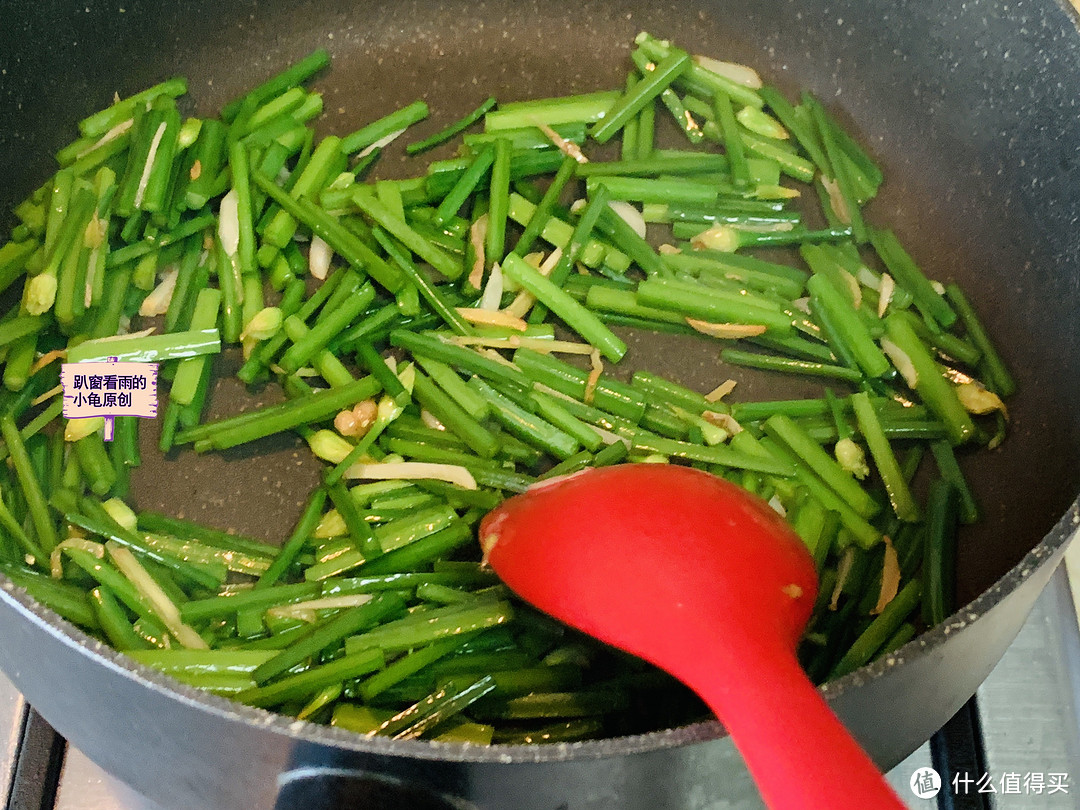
689;643;907;810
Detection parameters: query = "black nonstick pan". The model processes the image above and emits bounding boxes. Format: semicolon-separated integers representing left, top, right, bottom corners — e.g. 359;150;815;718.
0;0;1077;808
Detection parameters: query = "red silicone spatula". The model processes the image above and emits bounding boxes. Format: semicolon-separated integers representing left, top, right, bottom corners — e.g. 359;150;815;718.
479;464;906;810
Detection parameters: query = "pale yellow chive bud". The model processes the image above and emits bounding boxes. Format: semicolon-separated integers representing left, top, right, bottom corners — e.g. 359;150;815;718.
177;117;202;149
735;106;789;140
84;213;106;249
29;383;63;406
107;542;207;650
65;416;104;442
29;350;67;377
138;267;179;317
840;269;862;309
308;429;355;463
25;273;58;316
638;454;670;464
308;236;332;280
692;54;763;88
872;536;901;615
835;437;870;480
754;185;800;200
239;306;283;342
480;532;498;568
878;273;896;318
315;510;346;539
102;498;138;532
691;224;739;252
218;189;240;257
831;546;856;611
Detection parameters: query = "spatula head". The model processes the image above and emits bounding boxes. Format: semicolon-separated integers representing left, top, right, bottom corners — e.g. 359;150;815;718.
480;465;818;681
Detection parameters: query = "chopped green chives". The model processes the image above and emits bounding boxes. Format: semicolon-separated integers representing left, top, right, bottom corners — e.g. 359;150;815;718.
369;227;472;336
944;283;1015;396
411;355;488;419
512;156;577;258
352;187;462;281
850;393;920;522
412;371;499;458
0;30;1020;742
341;100;429;155
170;289;222;406
722;348;864;383
506;193;627;270
870;229;956;329
883;314;974;445
484;90;621;131
407;97;497;155
637;277;794;335
66;328;221;364
175;376;381;451
591;50;692;144
252;172;404;293
278;282;375;374
713;91;750;188
251;592;405;684
620;74;640;160
239;647;387;709
485;138;513;270
433;144;495;228
345;599;514;656
631;434;795;476
807;96;866;241
806;274;890;378
763;414;879;519
929;440;980;524
468;377;580;461
1;414;58;553
830;579;922;678
221;50;329;124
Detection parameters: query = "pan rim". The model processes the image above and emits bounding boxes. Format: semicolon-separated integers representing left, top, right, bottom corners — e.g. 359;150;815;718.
0;490;1075;766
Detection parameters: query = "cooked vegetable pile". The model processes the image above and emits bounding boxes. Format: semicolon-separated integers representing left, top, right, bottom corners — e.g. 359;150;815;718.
0;32;1015;744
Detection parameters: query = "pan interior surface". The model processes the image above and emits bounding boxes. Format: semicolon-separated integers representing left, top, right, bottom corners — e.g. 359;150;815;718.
0;0;1077;752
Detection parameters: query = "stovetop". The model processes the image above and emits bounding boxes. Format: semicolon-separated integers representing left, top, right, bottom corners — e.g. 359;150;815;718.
2;566;1078;810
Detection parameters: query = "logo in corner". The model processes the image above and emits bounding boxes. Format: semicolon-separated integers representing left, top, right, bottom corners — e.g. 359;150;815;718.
910;767;942;799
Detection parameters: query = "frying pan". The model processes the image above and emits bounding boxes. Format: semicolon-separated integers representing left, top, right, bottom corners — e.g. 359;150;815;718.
0;0;1078;807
